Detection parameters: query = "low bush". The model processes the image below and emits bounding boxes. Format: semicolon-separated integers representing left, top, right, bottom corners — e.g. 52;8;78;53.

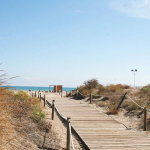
0;87;15;149
30;105;46;123
123;85;130;89
77;85;86;91
106;108;118;115
82;89;90;95
14;90;29;100
38;120;52;133
142;86;150;93
83;78;99;90
97;84;105;94
78;80;129;96
6;89;15;95
97;101;105;107
105;84;125;94
127;103;141;111
6;90;45;123
105;84;116;92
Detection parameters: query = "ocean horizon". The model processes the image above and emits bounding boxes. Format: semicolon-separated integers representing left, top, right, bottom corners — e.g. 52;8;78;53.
7;86;76;92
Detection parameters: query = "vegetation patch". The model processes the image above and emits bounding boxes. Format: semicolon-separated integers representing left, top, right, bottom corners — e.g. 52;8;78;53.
76;79;150;119
0;87;48;149
30;105;46;123
106;108;118;115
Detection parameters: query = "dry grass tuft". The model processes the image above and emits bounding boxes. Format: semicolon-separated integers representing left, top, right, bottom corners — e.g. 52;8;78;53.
38;120;52;133
0;85;16;149
0;87;46;149
77;79;129;98
106;108;118;115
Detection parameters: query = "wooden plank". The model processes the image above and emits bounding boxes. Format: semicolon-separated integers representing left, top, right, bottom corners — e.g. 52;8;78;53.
46;97;150;150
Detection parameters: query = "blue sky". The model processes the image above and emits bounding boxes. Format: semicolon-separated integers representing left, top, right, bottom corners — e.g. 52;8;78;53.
0;0;150;87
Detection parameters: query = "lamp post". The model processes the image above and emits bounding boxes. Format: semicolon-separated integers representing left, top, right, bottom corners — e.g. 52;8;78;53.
131;69;137;89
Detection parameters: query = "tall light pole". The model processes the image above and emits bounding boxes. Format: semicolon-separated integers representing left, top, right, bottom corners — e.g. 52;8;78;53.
131;69;137;89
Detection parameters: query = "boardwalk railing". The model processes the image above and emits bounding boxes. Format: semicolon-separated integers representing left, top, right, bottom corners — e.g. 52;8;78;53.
30;90;150;132
66;90;150;131
29;90;150;149
32;92;75;150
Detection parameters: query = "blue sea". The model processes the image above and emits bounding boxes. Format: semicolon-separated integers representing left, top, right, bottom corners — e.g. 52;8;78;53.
9;86;76;92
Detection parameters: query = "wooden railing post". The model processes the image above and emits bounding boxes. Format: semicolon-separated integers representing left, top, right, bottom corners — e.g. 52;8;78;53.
67;117;71;150
117;92;127;110
35;91;36;97
40;93;41;101
59;90;61;95
70;90;72;97
44;95;46;107
66;91;67;97
38;91;39;99
32;92;33;97
144;107;147;131
52;100;55;120
90;93;92;104
61;92;62;97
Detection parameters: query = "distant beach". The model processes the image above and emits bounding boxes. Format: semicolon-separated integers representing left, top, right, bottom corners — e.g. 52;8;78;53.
9;86;76;91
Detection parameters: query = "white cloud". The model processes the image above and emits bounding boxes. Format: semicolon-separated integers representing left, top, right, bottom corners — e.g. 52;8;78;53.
109;0;150;19
131;0;150;7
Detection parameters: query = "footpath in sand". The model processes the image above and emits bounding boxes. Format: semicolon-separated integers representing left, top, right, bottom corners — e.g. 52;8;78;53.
43;92;150;150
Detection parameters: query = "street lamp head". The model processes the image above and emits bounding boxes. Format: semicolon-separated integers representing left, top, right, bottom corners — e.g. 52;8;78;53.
131;69;137;90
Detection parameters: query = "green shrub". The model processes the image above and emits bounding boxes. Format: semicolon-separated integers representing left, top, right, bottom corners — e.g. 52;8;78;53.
143;87;150;93
6;89;15;95
30;105;45;123
14;90;29;100
140;85;150;95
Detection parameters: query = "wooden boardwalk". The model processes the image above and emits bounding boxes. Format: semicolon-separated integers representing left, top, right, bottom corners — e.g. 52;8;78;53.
46;96;150;150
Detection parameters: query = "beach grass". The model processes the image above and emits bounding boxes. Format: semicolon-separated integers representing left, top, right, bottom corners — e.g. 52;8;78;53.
0;87;46;149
